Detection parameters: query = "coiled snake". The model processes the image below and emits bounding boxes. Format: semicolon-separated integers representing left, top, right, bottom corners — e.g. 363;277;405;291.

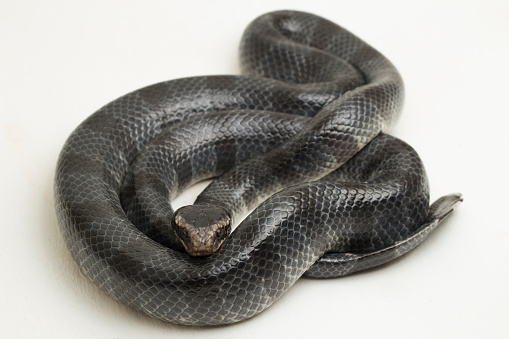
54;10;462;325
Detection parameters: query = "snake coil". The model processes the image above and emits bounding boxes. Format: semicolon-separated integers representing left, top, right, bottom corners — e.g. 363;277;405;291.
55;10;462;325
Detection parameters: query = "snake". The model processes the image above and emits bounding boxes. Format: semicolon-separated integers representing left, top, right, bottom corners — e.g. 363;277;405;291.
54;10;462;326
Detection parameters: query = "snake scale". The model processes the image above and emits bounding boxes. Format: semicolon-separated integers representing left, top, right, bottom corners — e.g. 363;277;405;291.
54;10;462;326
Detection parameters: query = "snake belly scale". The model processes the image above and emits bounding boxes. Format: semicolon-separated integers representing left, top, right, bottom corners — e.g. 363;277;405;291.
54;10;462;325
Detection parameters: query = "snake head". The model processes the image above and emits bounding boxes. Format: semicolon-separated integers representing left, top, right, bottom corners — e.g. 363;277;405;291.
172;205;232;256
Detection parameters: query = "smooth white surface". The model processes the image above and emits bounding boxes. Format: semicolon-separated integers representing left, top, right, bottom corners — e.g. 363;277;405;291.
1;0;508;337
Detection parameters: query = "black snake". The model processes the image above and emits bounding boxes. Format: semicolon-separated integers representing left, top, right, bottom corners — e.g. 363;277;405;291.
54;10;462;326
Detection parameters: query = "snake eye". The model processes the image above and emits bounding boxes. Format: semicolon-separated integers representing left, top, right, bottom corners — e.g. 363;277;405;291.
182;229;190;240
216;228;225;239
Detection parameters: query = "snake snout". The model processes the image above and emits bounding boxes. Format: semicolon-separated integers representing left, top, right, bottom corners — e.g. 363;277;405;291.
172;205;232;256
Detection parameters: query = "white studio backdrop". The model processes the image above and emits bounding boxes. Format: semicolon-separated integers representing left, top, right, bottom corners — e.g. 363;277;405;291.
1;0;508;338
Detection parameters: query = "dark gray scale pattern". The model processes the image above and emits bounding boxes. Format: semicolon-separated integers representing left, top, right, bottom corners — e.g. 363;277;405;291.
54;10;462;325
121;111;310;250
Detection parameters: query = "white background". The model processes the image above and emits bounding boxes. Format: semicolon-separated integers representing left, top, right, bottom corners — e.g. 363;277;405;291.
1;0;508;338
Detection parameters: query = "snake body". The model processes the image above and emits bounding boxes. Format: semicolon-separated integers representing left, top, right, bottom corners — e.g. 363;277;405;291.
55;11;462;325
